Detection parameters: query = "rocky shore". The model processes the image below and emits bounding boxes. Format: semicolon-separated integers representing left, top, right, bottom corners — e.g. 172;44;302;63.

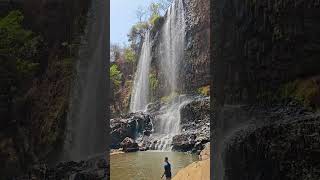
110;96;210;153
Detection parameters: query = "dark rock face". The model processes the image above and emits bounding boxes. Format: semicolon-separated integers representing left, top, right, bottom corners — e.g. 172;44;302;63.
0;0;91;177
182;0;210;92
213;0;320;179
147;0;210;99
172;133;196;151
172;96;210;152
213;0;320;105
14;154;108;180
120;137;139;152
110;112;154;148
180;96;210;130
224;114;320;180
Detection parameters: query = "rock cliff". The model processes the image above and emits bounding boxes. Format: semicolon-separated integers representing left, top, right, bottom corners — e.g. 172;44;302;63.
0;0;91;177
212;0;320;179
148;0;210;99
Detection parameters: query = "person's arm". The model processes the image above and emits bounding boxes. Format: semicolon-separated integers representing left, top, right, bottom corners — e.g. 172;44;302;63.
161;165;165;179
161;171;165;178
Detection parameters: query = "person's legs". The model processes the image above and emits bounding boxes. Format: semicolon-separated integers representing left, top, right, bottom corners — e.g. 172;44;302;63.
166;177;171;180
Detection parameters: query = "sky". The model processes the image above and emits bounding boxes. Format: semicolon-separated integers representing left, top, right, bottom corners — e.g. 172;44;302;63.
111;0;154;45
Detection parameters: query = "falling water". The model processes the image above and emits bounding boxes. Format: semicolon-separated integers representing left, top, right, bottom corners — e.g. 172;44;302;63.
62;0;108;161
154;96;192;150
130;32;152;112
130;0;186;150
159;0;186;94
154;0;186;150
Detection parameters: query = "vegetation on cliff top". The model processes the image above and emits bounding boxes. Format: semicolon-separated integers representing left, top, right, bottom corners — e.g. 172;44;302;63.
110;0;172;116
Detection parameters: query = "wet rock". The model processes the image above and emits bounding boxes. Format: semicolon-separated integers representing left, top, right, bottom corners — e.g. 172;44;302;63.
173;96;210;152
223;114;320;180
110;112;154;148
120;137;139;152
199;142;210;160
180;96;210;131
172;133;196;151
145;101;163;115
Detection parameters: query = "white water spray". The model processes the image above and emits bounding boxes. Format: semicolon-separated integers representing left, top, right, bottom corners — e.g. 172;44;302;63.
159;0;186;94
130;0;186;151
154;0;186;150
130;32;152;112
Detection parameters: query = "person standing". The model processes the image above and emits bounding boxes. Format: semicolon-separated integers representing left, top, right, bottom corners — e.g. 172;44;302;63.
161;157;172;180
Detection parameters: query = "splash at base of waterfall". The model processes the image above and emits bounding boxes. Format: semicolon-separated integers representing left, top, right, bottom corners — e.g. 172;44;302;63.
135;95;194;151
154;134;174;150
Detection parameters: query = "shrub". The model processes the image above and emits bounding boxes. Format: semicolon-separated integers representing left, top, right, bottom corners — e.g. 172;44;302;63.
161;91;179;103
280;79;320;109
197;85;210;96
149;73;159;91
110;64;122;88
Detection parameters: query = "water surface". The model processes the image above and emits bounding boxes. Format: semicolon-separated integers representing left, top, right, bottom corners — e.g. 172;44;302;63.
111;151;198;180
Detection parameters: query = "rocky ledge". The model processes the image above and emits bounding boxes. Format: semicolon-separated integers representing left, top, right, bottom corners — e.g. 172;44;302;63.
110;96;210;153
14;154;108;180
110;112;153;149
172;96;210;153
218;102;320;180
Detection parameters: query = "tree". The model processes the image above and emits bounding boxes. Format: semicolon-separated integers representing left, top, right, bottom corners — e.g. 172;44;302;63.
0;10;41;83
124;48;136;63
127;22;149;53
110;64;122;89
149;2;161;18
158;0;173;13
124;47;136;75
110;43;122;62
136;6;147;22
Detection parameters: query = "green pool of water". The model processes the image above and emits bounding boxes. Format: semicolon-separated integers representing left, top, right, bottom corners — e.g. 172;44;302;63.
110;151;198;180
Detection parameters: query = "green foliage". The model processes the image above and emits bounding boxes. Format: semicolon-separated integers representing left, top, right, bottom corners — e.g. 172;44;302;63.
149;14;161;26
279;79;319;109
0;10;41;58
0;10;42;85
197;85;210;96
110;64;122;88
149;2;161;17
128;22;149;42
128;22;149;52
161;91;179;103
149;73;159;91
16;59;39;78
124;48;136;63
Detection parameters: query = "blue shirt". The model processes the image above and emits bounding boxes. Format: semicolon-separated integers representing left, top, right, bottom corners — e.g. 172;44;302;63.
164;162;172;178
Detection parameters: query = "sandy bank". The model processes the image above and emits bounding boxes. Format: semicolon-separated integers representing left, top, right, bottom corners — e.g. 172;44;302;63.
172;143;210;180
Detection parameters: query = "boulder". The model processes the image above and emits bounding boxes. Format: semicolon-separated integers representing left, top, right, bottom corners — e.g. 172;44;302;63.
172;133;196;151
110;112;154;148
180;96;210;128
120;137;139;152
199;142;210;160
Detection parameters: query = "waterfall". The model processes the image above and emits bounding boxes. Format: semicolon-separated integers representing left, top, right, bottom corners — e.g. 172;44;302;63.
159;0;186;94
130;0;186;151
130;31;152;112
154;96;191;150
154;0;186;150
62;0;108;161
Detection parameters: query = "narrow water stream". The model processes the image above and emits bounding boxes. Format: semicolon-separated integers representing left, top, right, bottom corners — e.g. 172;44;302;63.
111;151;198;180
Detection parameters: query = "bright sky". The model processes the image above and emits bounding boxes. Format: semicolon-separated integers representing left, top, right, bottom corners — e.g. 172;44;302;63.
111;0;154;45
